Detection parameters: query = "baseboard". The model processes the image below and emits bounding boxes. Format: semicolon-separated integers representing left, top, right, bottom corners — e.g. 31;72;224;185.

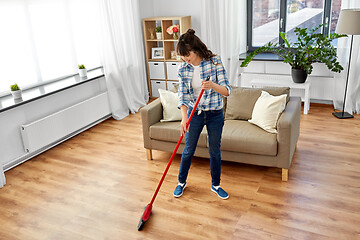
310;99;333;105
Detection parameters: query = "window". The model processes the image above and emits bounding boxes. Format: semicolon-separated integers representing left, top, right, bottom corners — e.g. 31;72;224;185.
0;0;102;95
247;0;342;51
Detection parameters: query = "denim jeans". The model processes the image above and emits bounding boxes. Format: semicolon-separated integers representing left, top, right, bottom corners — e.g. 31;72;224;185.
178;109;224;186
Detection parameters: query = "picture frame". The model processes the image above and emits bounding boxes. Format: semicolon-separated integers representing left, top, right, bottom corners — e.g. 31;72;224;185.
152;47;164;59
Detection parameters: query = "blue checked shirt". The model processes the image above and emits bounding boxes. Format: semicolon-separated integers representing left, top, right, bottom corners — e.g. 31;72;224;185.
177;55;231;111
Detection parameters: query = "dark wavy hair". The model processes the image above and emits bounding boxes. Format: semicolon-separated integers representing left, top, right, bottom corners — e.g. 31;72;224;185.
176;29;216;61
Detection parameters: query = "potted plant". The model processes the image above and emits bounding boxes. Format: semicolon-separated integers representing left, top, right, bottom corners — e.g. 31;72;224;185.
240;24;347;83
155;26;162;40
10;83;22;99
78;64;87;78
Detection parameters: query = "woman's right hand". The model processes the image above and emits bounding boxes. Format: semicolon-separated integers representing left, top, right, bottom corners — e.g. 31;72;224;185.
180;105;189;136
180;117;188;136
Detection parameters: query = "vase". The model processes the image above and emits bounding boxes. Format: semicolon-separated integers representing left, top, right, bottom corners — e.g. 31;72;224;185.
291;68;307;83
173;32;179;40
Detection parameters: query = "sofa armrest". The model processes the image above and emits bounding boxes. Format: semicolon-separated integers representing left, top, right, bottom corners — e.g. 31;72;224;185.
140;98;163;149
276;96;301;169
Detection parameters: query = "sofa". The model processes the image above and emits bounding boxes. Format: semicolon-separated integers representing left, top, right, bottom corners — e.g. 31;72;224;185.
140;86;301;181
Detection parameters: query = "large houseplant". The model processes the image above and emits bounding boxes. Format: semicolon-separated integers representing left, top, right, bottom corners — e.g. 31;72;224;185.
240;24;347;83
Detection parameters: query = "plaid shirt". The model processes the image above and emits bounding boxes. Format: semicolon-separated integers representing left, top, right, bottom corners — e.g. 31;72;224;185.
177;55;231;111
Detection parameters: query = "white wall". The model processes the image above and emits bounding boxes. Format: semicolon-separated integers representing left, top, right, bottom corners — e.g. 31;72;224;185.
139;0;154;19
0;77;110;170
139;0;202;36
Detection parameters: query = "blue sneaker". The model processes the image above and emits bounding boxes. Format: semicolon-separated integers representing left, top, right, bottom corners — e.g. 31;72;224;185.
173;182;187;197
211;185;229;199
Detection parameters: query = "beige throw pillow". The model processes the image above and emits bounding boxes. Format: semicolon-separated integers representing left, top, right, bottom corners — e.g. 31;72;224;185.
225;87;290;121
248;91;287;134
158;89;182;122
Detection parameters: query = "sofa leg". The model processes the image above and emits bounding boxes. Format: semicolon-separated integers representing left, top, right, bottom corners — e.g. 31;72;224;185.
282;168;288;181
146;149;153;160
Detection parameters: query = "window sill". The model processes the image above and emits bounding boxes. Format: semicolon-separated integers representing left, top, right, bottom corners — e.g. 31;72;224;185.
239;52;283;61
0;67;105;113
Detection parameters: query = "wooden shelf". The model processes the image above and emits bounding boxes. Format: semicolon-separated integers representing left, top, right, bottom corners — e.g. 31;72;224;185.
148;58;164;61
146;39;178;42
142;16;191;97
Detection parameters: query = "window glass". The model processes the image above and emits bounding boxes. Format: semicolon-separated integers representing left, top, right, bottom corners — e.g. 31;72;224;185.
286;0;324;43
252;0;281;46
0;3;38;92
0;0;101;94
330;0;342;46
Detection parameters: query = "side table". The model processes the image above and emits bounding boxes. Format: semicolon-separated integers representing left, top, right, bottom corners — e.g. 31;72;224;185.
251;77;310;114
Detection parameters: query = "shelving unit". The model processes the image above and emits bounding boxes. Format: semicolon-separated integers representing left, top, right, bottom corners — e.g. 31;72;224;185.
142;16;191;97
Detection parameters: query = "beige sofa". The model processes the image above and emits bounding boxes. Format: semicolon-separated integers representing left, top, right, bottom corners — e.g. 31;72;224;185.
140;87;301;181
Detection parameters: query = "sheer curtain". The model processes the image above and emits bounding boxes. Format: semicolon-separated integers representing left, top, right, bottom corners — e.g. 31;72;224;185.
98;0;149;120
200;0;247;86
334;0;360;114
0;0;101;95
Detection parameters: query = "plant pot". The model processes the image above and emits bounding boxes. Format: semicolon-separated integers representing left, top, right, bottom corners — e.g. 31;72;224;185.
291;68;308;83
156;32;162;40
79;69;87;78
11;90;22;99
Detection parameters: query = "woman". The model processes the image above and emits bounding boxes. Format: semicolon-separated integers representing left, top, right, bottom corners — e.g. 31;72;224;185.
174;29;231;200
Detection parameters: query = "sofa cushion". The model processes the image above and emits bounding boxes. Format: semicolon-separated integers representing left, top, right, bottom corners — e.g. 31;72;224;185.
150;121;208;147
225;87;290;121
248;91;287;134
220;120;277;156
158;89;182;122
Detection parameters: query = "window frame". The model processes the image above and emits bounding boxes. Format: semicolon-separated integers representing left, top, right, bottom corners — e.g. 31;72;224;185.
247;0;333;52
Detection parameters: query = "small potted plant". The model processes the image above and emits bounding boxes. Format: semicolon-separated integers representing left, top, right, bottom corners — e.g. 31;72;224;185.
78;64;87;78
167;24;180;40
155;26;162;40
10;83;22;99
240;24;347;83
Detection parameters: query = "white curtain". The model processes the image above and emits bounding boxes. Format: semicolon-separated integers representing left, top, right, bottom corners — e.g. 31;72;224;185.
0;166;5;188
99;0;149;120
200;0;247;86
334;0;360;114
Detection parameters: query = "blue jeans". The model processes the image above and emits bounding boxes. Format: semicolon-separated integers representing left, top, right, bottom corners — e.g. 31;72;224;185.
178;109;224;186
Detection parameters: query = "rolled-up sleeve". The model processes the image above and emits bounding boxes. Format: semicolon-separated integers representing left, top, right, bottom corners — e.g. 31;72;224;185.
177;71;191;109
216;57;231;97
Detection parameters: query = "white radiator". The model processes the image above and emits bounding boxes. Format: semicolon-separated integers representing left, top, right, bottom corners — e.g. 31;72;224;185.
20;92;111;153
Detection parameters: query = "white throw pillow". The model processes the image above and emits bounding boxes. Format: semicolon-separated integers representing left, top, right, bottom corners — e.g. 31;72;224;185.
248;91;287;134
158;89;182;122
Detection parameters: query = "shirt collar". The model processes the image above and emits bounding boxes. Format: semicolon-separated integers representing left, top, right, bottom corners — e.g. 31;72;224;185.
183;58;206;68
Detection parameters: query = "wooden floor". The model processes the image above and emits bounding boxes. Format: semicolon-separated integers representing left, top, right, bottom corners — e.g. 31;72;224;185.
1;103;360;240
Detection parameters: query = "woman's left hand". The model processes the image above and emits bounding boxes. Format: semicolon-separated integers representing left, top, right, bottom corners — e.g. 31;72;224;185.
201;80;213;90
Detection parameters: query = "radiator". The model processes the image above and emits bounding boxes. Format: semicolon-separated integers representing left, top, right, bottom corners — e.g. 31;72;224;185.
20;92;111;153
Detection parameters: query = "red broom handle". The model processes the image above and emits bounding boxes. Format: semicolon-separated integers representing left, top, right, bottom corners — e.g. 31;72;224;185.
149;77;209;205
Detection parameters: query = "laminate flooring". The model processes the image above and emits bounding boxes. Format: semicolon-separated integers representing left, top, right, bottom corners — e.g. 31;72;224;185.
0;103;359;239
